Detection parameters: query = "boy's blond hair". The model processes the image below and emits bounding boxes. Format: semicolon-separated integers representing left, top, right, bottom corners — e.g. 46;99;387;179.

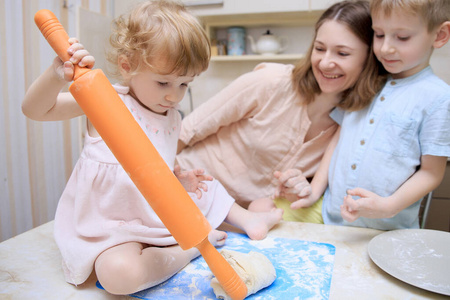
107;0;210;79
370;0;450;32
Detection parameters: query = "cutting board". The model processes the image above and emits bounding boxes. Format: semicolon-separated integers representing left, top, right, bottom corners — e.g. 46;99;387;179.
97;232;335;299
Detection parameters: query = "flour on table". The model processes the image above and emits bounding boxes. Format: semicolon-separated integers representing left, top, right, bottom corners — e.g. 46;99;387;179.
210;249;276;299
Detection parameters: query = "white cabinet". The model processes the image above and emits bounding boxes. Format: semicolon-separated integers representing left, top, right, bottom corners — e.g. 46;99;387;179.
185;0;339;16
113;0;336;62
202;11;321;61
188;1;336;62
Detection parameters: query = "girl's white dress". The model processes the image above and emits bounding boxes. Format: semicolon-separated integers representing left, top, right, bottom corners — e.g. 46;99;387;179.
54;85;235;285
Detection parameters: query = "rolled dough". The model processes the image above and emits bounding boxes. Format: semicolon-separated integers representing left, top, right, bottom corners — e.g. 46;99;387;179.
210;249;276;299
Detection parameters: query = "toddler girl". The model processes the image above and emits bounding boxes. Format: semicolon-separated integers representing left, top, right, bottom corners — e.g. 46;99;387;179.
22;0;282;295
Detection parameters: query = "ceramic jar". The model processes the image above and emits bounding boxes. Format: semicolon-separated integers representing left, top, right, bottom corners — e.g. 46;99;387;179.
227;27;246;56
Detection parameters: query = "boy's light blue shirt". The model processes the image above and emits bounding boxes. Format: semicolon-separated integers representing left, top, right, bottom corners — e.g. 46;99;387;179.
323;66;450;230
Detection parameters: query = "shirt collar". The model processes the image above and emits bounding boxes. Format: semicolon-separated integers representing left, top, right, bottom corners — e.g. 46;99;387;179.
386;66;432;87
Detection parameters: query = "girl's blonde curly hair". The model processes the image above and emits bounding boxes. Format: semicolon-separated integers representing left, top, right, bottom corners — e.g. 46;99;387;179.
106;0;210;81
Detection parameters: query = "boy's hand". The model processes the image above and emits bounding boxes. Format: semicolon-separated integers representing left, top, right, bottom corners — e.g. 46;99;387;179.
340;188;394;222
273;169;314;209
53;38;95;82
174;165;213;199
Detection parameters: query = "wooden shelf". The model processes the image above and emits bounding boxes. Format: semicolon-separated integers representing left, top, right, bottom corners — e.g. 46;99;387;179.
201;11;317;64
210;53;304;62
198;11;323;26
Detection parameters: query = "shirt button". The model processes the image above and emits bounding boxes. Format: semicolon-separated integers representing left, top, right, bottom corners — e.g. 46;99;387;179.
360;139;365;145
351;164;357;170
390;81;397;86
380;96;385;101
369;118;374;124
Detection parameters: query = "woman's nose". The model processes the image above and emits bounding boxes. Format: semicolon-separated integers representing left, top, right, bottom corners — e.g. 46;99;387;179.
320;52;336;69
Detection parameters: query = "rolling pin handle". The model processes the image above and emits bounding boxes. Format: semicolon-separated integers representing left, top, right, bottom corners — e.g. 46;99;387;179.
34;9;90;81
196;238;248;300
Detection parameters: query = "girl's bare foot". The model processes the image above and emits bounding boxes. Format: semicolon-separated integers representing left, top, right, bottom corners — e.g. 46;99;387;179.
226;204;283;241
243;208;283;240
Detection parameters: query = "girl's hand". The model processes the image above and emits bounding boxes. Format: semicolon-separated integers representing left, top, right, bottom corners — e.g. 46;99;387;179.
273;169;313;208
52;38;95;82
174;165;213;199
340;188;395;222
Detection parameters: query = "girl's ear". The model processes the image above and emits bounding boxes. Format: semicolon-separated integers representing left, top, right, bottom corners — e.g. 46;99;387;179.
433;21;450;49
118;55;132;80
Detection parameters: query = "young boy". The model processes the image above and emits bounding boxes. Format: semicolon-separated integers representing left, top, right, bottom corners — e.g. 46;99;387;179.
331;0;450;229
274;0;450;230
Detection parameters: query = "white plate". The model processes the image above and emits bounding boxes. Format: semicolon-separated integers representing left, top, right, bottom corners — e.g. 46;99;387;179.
368;229;450;296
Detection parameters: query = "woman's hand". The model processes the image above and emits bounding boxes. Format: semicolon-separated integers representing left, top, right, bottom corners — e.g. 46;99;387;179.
53;37;95;82
174;165;213;199
340;188;396;222
273;169;316;209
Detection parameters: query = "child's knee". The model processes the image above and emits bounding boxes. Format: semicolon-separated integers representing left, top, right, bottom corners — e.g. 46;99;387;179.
96;255;146;295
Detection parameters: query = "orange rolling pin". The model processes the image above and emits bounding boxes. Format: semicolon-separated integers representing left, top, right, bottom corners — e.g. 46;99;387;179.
34;9;247;300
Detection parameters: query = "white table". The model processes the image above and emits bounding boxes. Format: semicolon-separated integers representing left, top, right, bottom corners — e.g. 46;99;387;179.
0;221;447;299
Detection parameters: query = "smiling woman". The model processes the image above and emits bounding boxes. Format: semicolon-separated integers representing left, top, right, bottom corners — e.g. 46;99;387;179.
176;0;386;223
311;21;368;98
